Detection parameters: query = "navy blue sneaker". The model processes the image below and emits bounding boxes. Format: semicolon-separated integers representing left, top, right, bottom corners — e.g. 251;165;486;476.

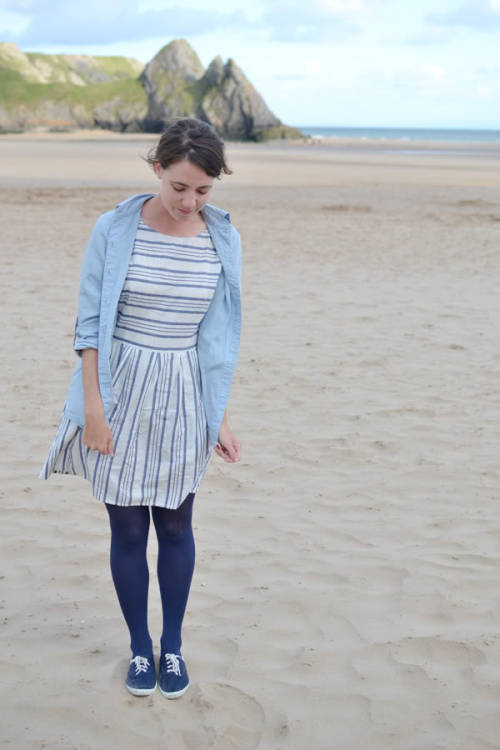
158;652;189;699
125;655;157;696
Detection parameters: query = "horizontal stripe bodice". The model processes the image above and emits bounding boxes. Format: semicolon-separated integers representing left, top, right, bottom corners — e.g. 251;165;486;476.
113;219;222;351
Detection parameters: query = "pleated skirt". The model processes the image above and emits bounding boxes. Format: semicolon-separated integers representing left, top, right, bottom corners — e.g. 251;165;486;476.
38;337;212;509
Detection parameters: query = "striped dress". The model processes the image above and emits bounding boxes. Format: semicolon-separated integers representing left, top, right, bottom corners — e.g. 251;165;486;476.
38;218;222;509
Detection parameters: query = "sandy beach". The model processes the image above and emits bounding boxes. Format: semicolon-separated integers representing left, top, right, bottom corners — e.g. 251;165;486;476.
1;132;499;749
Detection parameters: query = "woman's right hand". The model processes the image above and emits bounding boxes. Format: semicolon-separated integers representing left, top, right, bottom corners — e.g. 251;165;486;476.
82;413;114;456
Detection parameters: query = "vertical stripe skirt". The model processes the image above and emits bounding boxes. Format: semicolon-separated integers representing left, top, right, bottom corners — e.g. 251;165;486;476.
38;338;212;509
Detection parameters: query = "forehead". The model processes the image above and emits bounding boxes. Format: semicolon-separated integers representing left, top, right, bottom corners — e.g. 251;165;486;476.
165;158;213;186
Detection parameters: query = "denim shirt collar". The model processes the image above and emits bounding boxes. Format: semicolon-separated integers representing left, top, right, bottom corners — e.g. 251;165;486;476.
113;192;232;230
111;193;234;273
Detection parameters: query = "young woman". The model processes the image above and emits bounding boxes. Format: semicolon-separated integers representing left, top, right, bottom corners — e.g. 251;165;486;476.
38;117;242;699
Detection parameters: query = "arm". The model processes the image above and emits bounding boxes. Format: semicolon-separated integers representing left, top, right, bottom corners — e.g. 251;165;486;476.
75;213;114;454
81;348;114;455
73;213;110;356
213;225;242;464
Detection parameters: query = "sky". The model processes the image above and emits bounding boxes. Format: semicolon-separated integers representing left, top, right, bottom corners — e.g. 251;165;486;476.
1;0;500;129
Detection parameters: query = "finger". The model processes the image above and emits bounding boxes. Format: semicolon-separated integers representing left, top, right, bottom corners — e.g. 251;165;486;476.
215;444;232;462
223;442;238;462
230;438;241;461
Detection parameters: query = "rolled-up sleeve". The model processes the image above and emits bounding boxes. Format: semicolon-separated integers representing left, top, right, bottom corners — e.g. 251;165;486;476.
73;213;109;357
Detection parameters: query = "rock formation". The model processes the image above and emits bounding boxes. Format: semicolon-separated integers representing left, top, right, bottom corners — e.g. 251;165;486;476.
140;39;204;127
0;39;301;140
198;57;282;140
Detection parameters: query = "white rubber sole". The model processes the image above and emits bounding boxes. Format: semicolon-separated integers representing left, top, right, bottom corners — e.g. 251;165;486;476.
126;681;157;696
159;682;190;699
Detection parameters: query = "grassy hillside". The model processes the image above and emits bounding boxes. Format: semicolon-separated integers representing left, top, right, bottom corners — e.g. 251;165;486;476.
26;52;143;83
0;70;146;108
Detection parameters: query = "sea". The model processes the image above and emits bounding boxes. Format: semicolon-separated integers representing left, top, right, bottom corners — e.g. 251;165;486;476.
296;126;500;144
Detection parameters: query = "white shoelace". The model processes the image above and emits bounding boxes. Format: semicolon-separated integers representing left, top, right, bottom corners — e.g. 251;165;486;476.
130;656;151;675
164;653;182;676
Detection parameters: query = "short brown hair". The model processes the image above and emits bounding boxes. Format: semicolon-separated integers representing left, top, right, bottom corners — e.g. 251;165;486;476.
145;117;232;178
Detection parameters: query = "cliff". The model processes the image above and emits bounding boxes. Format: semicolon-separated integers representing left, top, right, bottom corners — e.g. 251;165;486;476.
0;40;301;140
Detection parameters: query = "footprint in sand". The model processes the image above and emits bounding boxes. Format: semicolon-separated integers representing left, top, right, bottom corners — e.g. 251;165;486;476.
390;636;486;669
183;682;266;750
190;634;239;679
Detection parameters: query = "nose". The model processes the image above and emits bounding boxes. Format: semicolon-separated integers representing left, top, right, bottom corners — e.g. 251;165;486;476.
181;193;196;209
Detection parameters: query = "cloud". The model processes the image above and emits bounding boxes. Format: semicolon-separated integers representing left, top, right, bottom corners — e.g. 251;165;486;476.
406;25;452;46
418;63;447;83
0;0;246;46
388;63;450;100
477;84;492;96
317;0;372;13
258;0;377;41
0;0;378;47
427;0;500;32
0;9;30;35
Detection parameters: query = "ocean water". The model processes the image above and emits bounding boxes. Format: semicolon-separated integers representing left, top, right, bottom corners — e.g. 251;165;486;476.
296;126;500;143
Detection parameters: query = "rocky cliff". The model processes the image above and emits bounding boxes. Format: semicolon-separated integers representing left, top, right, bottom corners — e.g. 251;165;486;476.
140;39;205;126
198;56;284;140
0;39;301;140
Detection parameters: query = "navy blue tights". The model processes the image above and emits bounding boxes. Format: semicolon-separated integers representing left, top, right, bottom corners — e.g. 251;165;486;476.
105;493;195;658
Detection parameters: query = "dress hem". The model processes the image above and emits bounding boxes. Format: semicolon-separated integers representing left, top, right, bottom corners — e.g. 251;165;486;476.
37;463;209;509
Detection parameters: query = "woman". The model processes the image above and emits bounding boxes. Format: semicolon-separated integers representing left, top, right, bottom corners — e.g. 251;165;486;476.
38;117;242;699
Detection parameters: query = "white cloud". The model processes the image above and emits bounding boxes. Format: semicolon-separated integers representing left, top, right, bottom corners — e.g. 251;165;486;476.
427;0;500;31
0;0;248;45
388;63;450;100
304;57;329;77
256;0;379;42
318;0;372;13
477;84;492;96
0;10;30;34
419;64;447;83
0;0;379;48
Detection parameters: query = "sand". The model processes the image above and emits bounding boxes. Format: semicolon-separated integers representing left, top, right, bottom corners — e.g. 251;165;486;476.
1;132;499;749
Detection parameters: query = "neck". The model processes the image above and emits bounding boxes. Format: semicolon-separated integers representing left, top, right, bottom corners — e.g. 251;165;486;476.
142;196;206;237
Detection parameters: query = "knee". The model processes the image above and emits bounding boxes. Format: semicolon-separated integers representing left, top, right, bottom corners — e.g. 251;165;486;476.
107;507;149;554
113;523;148;553
153;511;192;544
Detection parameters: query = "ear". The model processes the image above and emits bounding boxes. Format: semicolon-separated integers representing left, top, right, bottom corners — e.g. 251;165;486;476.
153;161;163;179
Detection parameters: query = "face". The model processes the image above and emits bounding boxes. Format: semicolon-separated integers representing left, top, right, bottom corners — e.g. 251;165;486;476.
153;158;214;223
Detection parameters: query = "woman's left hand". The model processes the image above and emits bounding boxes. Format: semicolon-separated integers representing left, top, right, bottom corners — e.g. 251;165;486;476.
214;422;241;463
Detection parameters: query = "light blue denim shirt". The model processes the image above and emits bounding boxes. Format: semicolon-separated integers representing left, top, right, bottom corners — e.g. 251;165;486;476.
64;193;242;449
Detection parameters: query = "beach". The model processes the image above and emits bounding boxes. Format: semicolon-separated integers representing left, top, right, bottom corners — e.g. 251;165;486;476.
1;132;499;749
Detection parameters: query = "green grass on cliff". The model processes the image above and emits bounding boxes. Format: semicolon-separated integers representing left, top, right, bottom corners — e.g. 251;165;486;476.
0;71;146;109
66;78;146;106
90;56;143;78
25;52;143;82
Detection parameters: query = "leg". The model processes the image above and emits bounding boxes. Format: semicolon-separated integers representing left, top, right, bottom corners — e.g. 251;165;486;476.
152;493;196;655
105;503;153;657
